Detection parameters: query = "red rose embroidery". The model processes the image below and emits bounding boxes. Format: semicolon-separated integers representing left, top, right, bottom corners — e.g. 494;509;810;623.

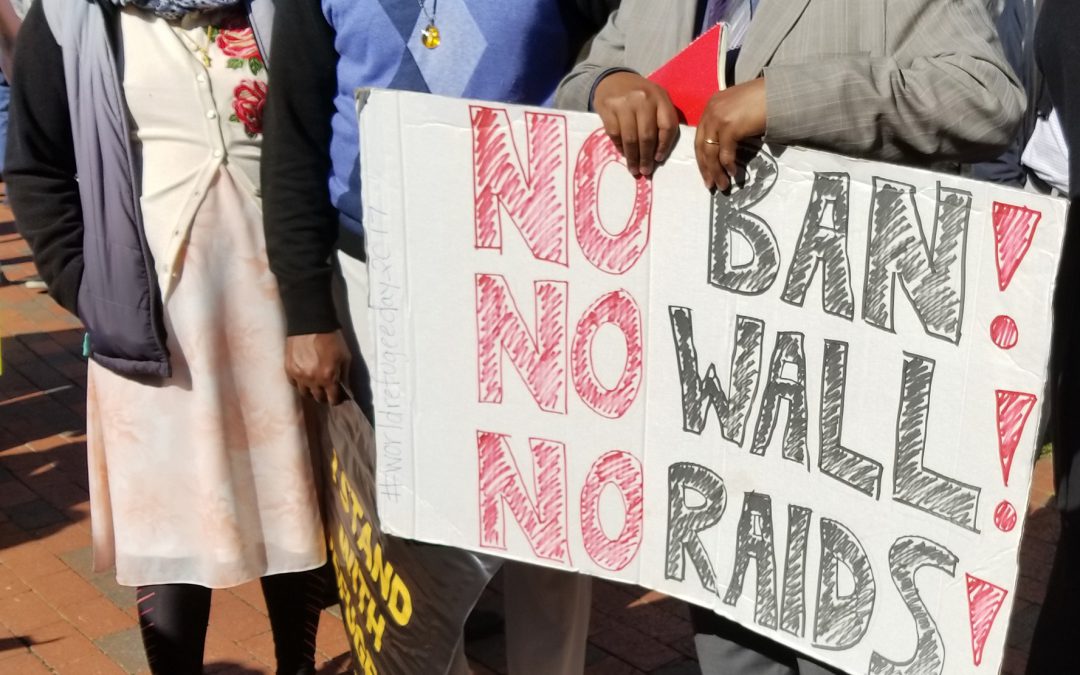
217;26;261;60
232;80;267;137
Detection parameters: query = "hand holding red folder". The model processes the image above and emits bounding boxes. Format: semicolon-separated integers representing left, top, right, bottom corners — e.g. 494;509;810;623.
648;23;728;126
592;22;763;187
647;22;766;191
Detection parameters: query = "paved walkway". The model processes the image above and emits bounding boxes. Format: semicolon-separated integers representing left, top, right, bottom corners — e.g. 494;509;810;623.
0;193;1059;674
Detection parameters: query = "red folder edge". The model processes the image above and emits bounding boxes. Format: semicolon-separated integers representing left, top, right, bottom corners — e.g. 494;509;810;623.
647;23;727;126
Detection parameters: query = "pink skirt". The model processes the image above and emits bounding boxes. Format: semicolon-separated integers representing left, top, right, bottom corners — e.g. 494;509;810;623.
86;170;326;588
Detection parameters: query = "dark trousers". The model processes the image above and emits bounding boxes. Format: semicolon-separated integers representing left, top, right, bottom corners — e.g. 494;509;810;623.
1026;206;1080;674
690;607;842;675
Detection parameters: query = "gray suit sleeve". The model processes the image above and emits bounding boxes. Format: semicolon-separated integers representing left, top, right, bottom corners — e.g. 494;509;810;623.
763;0;1026;162
555;8;629;110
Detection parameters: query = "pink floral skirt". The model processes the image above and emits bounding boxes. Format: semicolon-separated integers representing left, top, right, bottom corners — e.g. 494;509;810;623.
86;171;326;588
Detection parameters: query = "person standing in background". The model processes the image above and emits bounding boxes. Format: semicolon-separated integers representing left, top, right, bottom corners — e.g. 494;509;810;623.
0;0;30;177
0;0;28;155
0;0;29;70
0;0;37;289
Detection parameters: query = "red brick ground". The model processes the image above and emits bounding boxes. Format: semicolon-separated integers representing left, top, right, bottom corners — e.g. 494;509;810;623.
0;192;1058;674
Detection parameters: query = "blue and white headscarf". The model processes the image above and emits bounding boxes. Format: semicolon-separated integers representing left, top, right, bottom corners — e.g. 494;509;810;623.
108;0;242;19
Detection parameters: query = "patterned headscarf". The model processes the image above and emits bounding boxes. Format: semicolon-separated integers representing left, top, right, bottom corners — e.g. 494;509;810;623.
108;0;243;20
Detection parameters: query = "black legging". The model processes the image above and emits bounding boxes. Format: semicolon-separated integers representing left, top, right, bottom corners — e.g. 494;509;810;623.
136;567;326;675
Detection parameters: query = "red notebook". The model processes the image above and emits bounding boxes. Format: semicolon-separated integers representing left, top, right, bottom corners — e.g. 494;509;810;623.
648;23;728;126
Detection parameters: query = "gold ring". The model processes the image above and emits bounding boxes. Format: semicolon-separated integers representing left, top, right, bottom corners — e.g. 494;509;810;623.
704;138;721;145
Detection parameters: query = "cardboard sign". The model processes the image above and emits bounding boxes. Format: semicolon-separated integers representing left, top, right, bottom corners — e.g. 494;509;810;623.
358;89;1067;675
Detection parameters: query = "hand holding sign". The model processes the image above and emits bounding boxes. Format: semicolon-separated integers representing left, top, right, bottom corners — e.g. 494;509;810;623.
592;71;680;178
694;78;767;191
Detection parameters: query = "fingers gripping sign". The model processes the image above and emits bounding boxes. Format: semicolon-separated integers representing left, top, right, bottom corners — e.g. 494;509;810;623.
594;72;766;190
593;71;681;178
695;78;767;191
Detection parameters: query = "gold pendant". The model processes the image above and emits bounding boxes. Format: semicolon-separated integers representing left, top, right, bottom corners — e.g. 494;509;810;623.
421;21;441;49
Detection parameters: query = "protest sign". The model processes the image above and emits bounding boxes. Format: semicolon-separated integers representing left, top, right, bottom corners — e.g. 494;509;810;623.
358;89;1067;674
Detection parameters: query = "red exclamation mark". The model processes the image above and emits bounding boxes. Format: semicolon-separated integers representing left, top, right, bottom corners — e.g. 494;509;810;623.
965;574;1009;667
994;390;1037;489
989;202;1041;349
992;390;1036;532
965;203;1039;667
989;203;1041;533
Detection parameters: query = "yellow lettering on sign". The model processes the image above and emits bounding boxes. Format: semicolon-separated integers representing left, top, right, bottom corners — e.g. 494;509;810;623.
388;573;413;626
357;521;373;564
365;596;387;652
370;544;393;599
327;462;420;668
350;488;366;536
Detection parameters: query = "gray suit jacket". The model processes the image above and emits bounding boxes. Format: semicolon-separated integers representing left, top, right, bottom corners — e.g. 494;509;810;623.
556;0;1025;163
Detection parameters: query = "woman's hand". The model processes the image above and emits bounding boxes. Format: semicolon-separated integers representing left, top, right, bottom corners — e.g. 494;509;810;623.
285;331;351;406
593;71;681;178
694;78;767;191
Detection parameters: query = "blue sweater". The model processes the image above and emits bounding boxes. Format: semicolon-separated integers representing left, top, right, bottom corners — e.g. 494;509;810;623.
324;0;592;234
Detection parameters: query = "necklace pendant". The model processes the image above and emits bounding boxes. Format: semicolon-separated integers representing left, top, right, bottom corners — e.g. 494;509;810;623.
421;20;441;49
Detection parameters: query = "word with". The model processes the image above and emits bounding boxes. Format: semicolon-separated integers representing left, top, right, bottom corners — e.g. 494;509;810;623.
329;449;413;675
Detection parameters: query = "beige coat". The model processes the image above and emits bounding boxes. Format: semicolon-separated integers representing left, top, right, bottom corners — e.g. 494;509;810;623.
556;0;1025;163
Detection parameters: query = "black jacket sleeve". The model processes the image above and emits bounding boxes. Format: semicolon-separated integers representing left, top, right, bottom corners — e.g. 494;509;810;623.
970;0;1029;187
5;1;83;316
261;0;341;336
1037;0;1080;199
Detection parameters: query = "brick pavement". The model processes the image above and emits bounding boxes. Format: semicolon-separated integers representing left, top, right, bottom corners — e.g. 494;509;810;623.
0;191;1060;674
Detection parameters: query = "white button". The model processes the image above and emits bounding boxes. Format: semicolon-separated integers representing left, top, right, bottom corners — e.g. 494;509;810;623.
213;150;223;159
197;74;207;84
206;110;217;119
